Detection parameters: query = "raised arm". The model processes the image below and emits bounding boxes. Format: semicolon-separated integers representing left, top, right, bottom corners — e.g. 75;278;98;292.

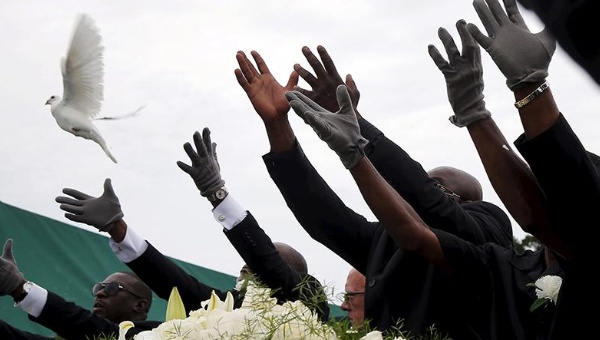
465;0;587;258
176;127;330;321
55;179;228;313
428;19;551;241
286;86;448;270
235;50;298;152
292;45;512;247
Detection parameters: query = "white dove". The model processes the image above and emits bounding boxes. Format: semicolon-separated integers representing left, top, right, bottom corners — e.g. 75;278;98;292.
45;14;117;163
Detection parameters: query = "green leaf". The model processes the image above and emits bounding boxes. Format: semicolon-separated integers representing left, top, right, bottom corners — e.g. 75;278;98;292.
530;298;548;312
165;286;186;321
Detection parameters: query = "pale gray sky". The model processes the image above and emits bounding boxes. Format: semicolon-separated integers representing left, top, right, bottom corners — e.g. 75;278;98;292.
1;0;599;301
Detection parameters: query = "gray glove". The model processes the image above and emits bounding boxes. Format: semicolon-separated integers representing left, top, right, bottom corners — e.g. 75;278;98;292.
55;178;124;232
177;127;225;197
429;20;491;127
0;239;26;296
467;0;556;90
286;85;367;169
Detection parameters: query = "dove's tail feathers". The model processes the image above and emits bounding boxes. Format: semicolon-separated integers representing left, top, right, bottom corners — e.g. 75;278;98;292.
95;105;146;121
90;130;118;163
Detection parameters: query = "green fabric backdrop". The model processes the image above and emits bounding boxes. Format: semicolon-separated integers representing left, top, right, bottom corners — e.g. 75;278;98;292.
0;201;343;337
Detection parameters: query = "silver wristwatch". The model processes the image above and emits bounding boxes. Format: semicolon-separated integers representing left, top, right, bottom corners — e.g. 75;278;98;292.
207;187;228;202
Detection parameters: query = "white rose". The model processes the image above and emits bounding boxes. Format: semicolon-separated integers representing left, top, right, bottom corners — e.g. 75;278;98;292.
534;275;563;304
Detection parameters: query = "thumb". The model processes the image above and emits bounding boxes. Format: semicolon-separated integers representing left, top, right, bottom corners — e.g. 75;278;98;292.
2;239;16;264
335;85;353;113
103;178;118;199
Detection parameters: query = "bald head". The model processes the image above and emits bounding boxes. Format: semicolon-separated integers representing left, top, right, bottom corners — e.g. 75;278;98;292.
273;242;308;274
428;166;482;202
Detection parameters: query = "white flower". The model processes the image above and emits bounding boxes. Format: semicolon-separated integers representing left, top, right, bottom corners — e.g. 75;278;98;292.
534;275;562;304
128;286;336;340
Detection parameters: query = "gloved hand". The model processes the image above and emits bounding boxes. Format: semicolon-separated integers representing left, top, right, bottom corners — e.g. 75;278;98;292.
0;239;26;296
55;178;124;232
286;85;368;169
467;0;556;90
429;20;491;127
177;127;225;197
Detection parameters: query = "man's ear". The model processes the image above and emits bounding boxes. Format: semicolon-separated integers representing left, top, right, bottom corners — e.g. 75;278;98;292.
133;299;150;313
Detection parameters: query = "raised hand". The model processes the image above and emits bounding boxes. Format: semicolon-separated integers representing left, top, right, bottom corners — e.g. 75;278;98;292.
467;0;556;90
429;20;491;127
286;85;367;169
0;239;26;296
293;45;360;114
235;50;299;123
56;178;124;232
177;127;225;198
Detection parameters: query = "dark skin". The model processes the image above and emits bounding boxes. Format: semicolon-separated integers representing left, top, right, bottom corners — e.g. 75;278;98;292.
427;166;482;203
235;50;298;153
235;50;451;273
92;272;149;323
10;269;149;323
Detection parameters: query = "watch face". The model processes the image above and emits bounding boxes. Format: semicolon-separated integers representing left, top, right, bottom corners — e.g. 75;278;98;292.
216;189;226;199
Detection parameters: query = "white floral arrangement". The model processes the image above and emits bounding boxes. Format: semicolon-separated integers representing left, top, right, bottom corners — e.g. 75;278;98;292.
527;275;563;312
116;284;408;340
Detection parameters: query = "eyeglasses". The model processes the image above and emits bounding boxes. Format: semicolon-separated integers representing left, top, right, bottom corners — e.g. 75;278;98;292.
343;291;365;303
92;282;143;299
434;181;462;201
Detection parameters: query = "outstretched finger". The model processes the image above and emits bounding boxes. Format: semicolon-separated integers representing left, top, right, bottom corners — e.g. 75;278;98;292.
438;27;460;64
236;51;259;83
55;196;84;206
59;204;84;215
503;0;528;30
294;63;318;87
456;20;480;61
317;45;343;82
251;50;272;75
183;141;201;165
302;46;327;81
428;44;450;72
61;188;92;201
473;0;499;37
466;23;493;50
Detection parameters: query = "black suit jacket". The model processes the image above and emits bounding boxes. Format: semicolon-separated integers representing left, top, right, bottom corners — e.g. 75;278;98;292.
0;319;52;340
28;291;160;340
263;137;512;338
515;113;600;339
126;211;329;321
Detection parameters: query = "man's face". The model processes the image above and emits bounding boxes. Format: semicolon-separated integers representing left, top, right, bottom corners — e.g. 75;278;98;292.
92;273;142;323
340;269;366;327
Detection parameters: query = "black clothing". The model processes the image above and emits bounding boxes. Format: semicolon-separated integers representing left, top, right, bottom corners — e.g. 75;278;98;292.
126;211;329;321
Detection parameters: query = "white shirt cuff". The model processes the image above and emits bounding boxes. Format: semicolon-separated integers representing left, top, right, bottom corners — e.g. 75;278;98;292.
16;282;47;318
212;194;248;230
109;226;148;263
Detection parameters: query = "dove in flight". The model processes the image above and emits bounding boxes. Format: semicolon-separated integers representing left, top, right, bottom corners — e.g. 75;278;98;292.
45;14;118;163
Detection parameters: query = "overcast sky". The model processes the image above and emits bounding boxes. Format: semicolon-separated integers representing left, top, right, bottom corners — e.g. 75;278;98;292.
2;0;599;302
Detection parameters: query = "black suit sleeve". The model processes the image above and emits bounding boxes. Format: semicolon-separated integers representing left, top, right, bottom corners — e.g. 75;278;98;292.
126;242;241;313
29;291;161;340
263;140;378;273
0;319;53;340
224;212;330;321
359;117;513;247
515;113;600;257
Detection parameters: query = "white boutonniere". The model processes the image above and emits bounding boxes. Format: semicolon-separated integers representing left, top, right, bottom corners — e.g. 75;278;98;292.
527;275;562;312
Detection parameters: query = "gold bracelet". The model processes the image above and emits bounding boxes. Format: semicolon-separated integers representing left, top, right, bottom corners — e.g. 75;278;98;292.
514;81;549;109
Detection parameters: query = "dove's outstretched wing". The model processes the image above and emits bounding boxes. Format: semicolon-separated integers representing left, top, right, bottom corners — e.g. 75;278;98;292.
61;14;104;119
